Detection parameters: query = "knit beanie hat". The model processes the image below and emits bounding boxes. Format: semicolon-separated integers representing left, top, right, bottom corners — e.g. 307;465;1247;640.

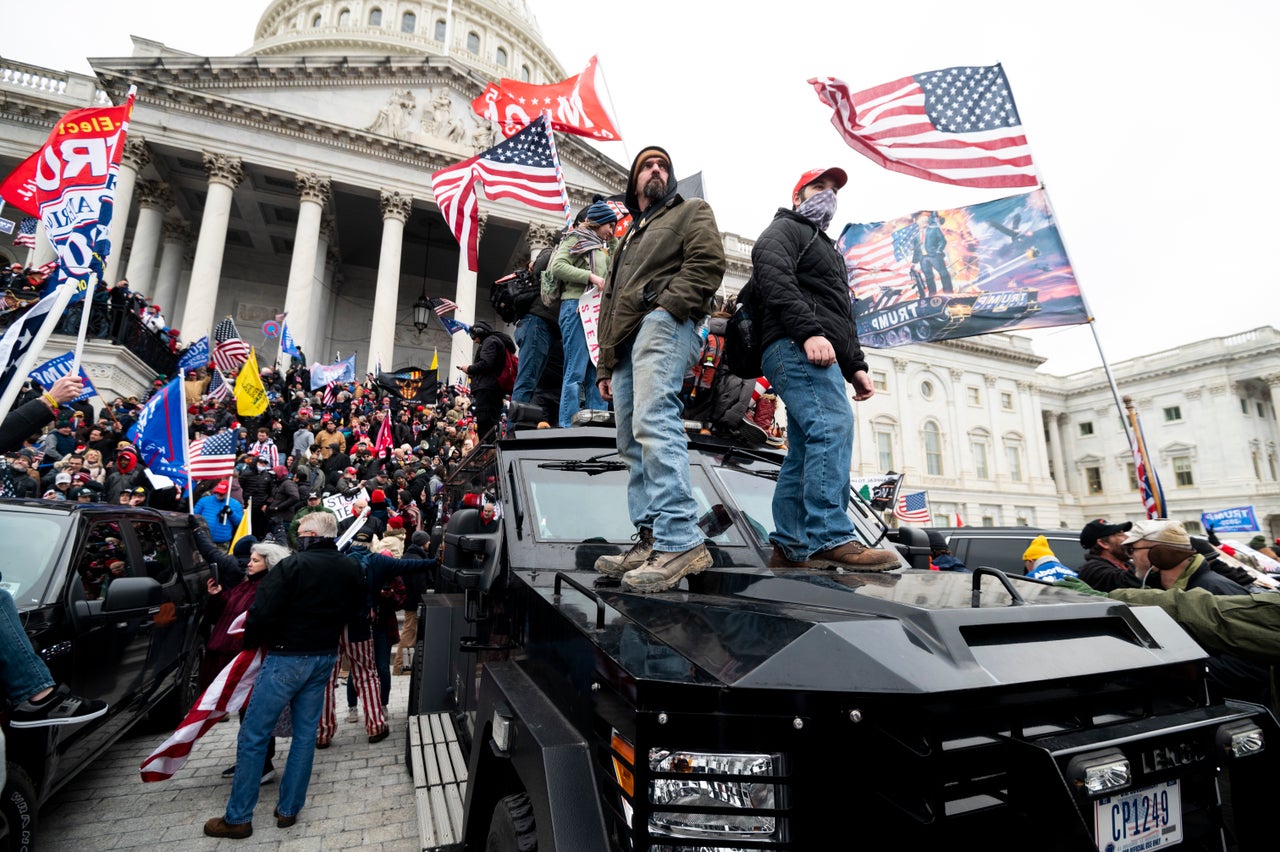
1249;535;1267;549
583;198;618;226
232;536;258;559
1022;535;1054;562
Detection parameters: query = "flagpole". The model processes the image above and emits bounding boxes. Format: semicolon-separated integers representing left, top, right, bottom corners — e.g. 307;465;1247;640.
68;273;98;378
0;282;78;420
179;371;194;512
1037;188;1135;451
1125;395;1166;518
541;112;573;228
592;57;631;166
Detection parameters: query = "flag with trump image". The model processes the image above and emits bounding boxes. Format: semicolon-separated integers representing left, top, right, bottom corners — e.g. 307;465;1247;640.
837;188;1087;349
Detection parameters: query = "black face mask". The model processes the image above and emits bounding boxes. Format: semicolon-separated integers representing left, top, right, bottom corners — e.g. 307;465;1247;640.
296;536;331;551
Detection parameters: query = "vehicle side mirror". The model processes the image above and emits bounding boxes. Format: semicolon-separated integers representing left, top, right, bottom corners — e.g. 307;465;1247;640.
101;576;164;613
430;524;444;558
887;527;932;571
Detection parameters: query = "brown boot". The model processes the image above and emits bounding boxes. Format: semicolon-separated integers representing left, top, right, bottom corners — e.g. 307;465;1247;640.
767;546;810;568
811;541;899;571
204;817;253;839
621;543;713;593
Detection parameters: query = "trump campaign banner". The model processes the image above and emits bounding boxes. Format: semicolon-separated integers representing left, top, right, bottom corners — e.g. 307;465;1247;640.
1201;506;1260;535
0;90;136;300
837;189;1088;349
29;351;98;402
471;55;620;141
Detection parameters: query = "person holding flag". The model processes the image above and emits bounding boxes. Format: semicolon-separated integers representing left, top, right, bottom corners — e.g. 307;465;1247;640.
193;479;244;553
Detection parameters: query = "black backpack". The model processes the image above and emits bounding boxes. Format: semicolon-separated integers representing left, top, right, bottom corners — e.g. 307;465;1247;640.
490;269;539;323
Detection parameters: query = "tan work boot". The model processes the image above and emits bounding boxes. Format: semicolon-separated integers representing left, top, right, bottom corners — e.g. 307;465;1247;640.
595;527;654;578
621;543;713;593
810;540;900;571
767;545;810;569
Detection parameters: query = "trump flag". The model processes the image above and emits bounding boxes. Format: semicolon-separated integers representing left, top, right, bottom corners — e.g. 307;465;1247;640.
472;56;620;141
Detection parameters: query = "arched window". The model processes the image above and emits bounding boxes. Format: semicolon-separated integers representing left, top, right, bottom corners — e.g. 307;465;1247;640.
311;13;322;26
923;422;944;476
466;31;480;54
338;8;351;26
520;65;531;82
434;19;447;40
402;11;416;33
495;47;508;67
369;8;382;26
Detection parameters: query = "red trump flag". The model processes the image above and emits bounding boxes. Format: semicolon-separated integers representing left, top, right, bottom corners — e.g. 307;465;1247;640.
472;55;620;141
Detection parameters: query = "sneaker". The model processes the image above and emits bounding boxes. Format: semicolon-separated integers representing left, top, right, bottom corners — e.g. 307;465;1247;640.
810;541;900;571
220;764;238;779
204;817;253;839
739;416;768;445
345;707;359;723
260;765;277;785
753;393;777;431
369;725;390;744
767;546;810;569
594;527;654;578
621;543;713;593
8;684;108;729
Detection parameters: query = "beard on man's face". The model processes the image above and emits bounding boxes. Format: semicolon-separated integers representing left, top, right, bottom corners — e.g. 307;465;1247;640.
642;175;668;202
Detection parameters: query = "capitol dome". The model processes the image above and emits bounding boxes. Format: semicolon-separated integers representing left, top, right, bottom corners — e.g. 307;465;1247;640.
247;0;565;84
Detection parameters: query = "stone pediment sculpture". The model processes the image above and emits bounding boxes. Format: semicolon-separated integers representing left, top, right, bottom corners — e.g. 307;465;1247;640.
367;88;416;141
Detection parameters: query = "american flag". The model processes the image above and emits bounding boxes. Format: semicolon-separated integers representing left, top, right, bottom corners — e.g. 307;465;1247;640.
212;317;250;375
1128;410;1167;519
432;115;567;272
188;430;237;479
206;368;230;402
322;380;337;406
844;223;920;301
432;297;459;317
13;217;37;248
894;490;932;524
810;65;1038;189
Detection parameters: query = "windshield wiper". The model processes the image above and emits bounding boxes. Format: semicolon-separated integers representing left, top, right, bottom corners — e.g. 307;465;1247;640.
538;458;629;476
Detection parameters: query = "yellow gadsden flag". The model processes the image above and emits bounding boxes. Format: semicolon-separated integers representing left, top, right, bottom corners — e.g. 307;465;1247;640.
234;348;269;416
231;497;252;550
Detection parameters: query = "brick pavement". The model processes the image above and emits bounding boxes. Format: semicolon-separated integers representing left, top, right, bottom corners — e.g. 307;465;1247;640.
40;666;421;851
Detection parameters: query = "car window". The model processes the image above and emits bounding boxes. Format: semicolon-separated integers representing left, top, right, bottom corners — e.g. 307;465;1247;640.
76;520;129;600
131;519;176;585
0;513;70;605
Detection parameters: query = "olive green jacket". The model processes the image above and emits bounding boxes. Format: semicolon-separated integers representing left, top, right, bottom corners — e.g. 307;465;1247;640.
548;229;615;302
595;195;725;379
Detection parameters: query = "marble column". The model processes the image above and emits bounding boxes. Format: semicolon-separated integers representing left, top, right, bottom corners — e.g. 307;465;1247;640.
1048;411;1071;494
124;180;171;299
103;137;149;286
304;216;334;362
369;190;412;375
450;213;485;378
152;222;192;325
180;152;245;344
279;172;331;370
315;248;341;364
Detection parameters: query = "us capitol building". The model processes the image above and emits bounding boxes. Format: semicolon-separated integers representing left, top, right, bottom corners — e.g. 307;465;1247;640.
1;0;1277;539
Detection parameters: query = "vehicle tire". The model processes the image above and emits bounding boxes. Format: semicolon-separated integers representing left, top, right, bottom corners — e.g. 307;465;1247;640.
485;792;536;852
0;764;38;852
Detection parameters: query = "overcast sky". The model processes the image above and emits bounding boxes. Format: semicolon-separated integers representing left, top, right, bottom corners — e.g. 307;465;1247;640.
6;0;1276;375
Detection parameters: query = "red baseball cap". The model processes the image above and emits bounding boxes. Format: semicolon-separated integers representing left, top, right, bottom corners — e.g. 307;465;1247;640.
213;481;229;495
792;167;848;199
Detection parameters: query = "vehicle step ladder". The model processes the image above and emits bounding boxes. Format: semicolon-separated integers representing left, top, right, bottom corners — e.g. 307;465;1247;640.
408;712;468;851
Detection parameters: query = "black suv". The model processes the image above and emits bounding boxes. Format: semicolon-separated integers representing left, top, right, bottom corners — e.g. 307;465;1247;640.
930;525;1086;574
407;428;1278;851
0;500;210;849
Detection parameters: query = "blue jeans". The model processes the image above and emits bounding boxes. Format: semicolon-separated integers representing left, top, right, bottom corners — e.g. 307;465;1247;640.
761;338;858;561
226;652;337;824
512;314;554;403
611;309;702;551
0;590;54;705
558;299;604;427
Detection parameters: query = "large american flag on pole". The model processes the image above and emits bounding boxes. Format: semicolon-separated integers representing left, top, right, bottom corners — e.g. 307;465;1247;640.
894;490;932;524
809;65;1038;189
212;317;250;374
431;114;567;272
188;430;237;480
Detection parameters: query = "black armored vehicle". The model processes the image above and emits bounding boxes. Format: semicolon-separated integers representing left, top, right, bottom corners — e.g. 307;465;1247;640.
408;426;1277;851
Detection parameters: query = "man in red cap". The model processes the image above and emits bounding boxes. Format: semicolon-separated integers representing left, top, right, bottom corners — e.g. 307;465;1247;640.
748;167;899;572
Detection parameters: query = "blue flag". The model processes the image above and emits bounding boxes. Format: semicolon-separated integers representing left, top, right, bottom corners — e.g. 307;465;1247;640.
28;351;97;402
280;322;301;360
309;353;356;389
134;377;189;491
438;315;471;336
178;336;210;372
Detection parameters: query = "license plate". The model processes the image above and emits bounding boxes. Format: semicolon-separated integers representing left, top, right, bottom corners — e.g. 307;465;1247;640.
1094;780;1182;851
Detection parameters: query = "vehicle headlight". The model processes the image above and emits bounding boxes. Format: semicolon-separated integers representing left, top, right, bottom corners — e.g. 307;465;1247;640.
1216;720;1264;759
1066;748;1131;798
647;749;781;841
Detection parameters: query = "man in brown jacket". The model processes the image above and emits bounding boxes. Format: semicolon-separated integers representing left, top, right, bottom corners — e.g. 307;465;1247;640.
594;146;725;593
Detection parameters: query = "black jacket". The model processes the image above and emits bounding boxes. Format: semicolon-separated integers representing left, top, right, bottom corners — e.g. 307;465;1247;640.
1078;552;1144;592
468;332;514;392
243;540;364;654
751;208;868;382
